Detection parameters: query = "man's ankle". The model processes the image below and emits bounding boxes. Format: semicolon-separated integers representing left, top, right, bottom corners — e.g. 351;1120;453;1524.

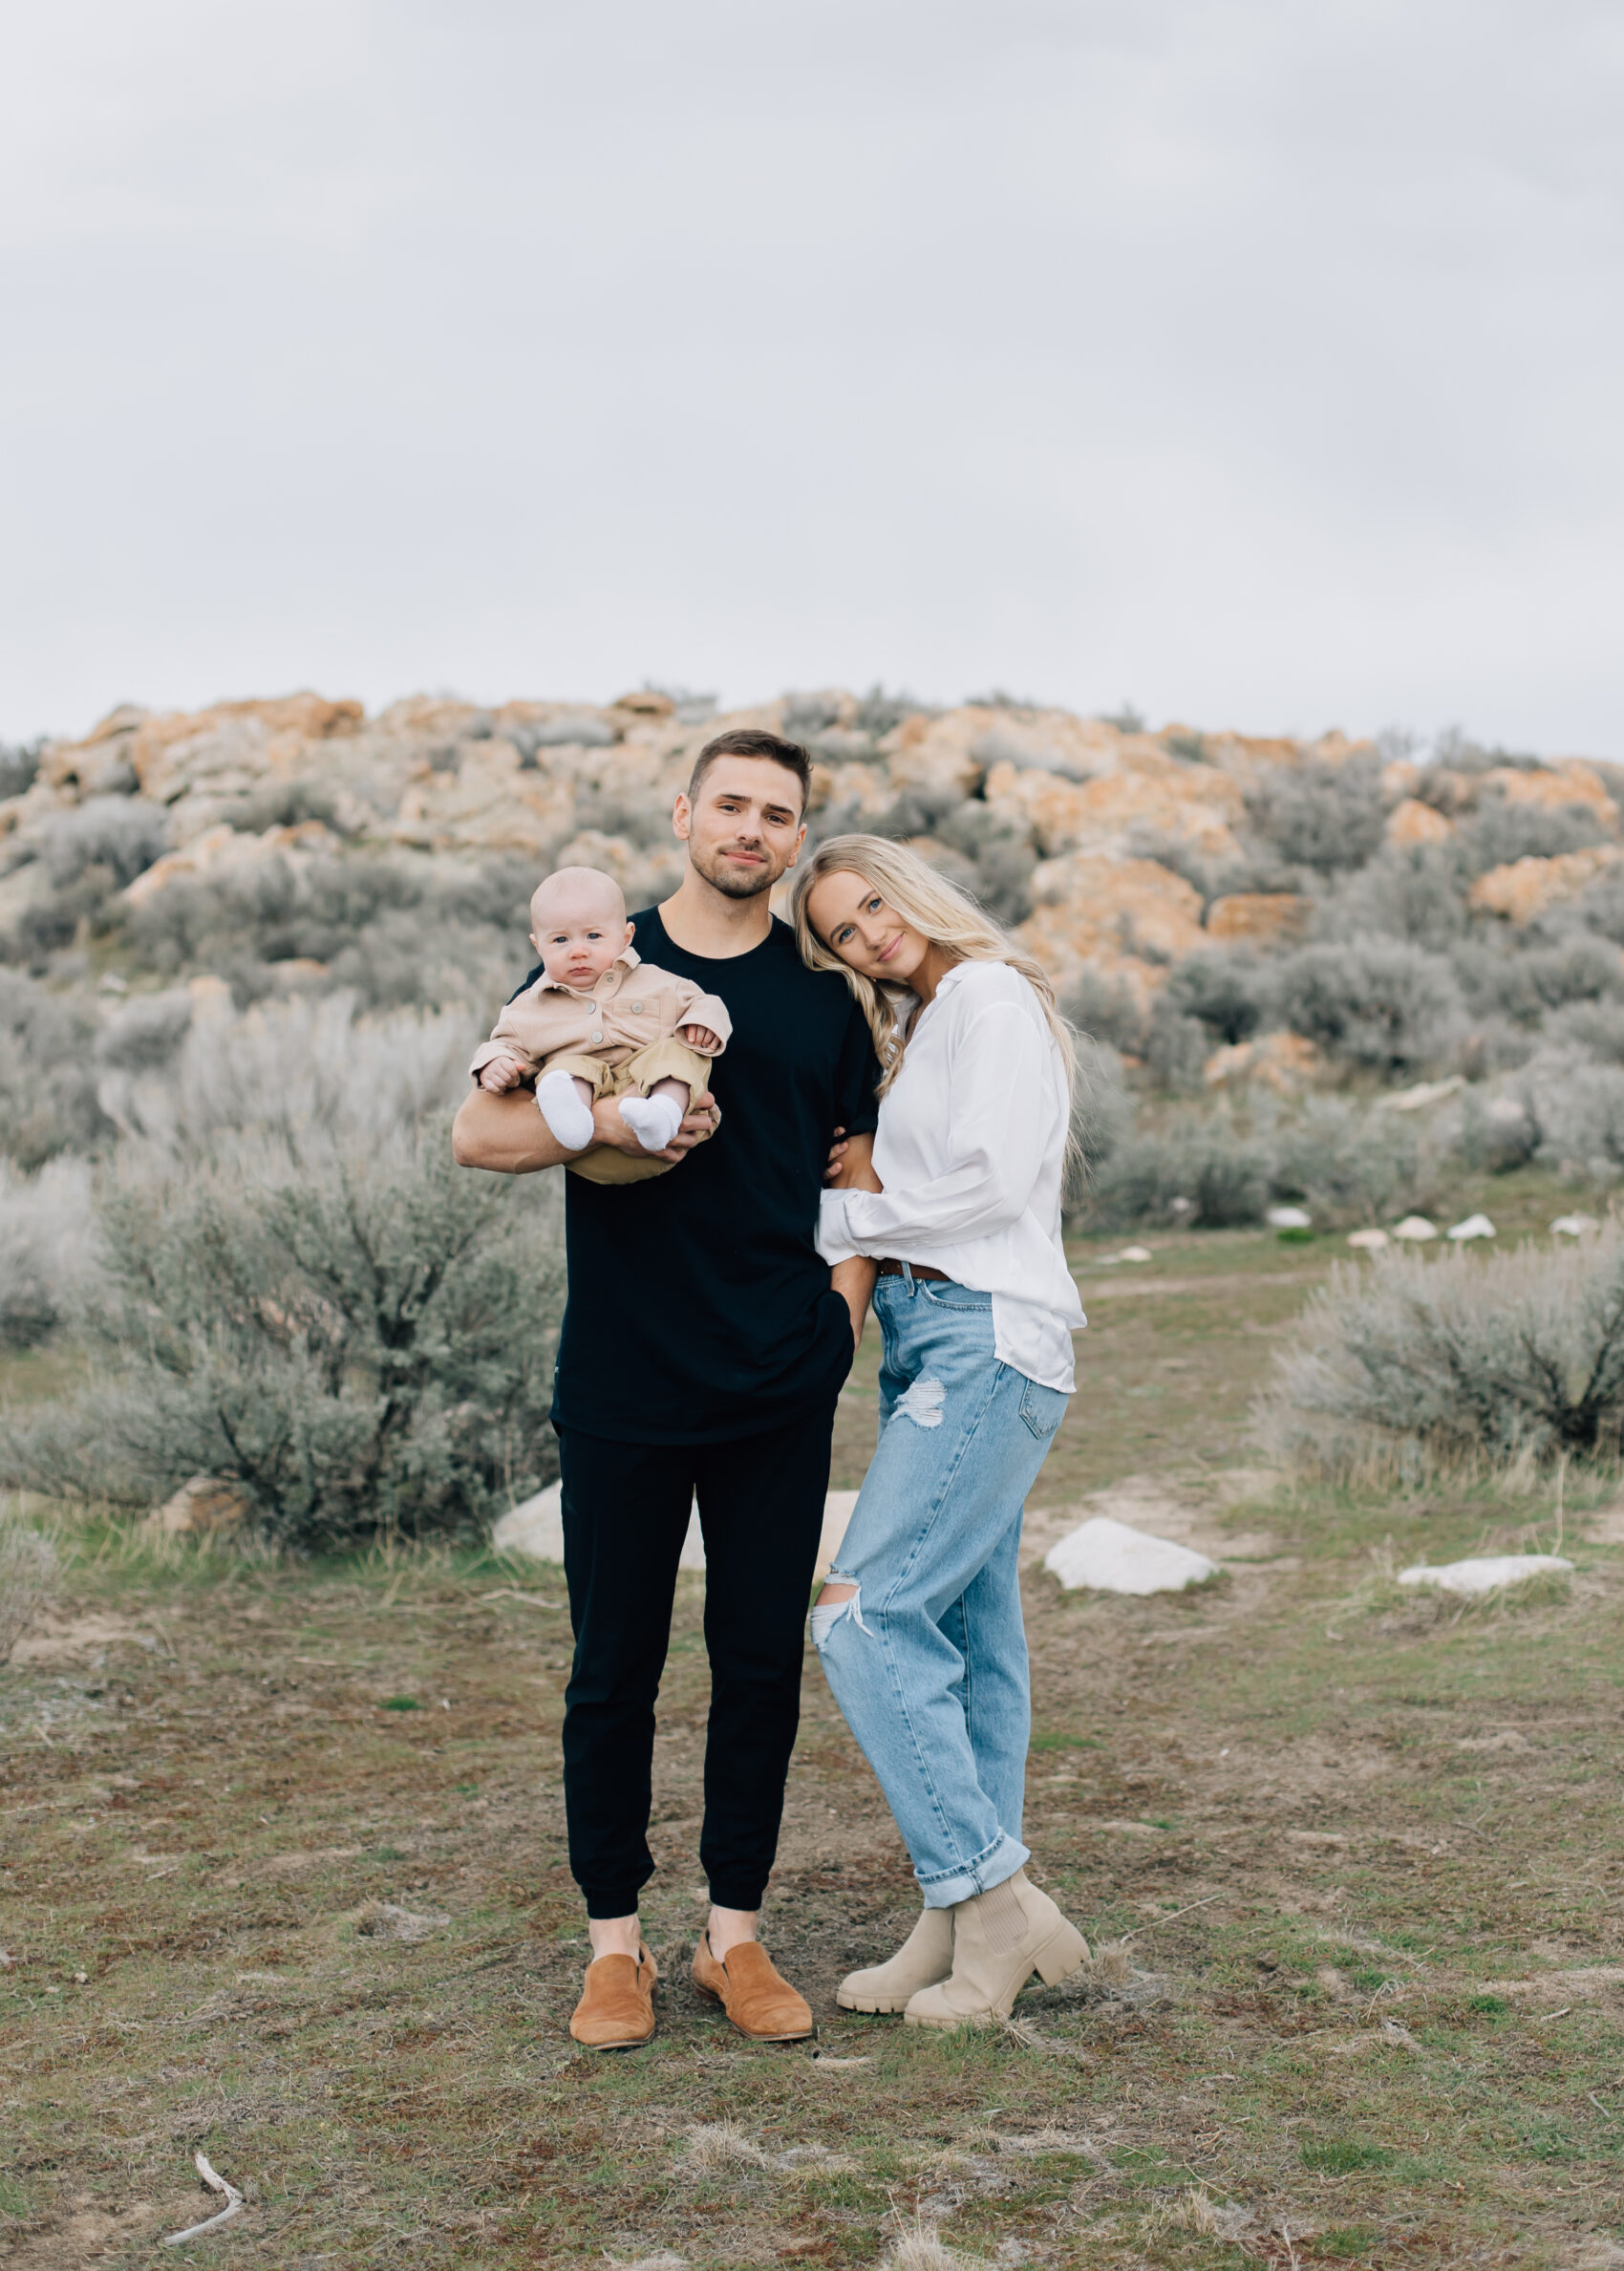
588;1912;642;1960
706;1904;760;1960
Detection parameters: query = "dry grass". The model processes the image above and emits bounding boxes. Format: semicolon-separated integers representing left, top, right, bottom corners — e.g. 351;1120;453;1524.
0;1514;57;1661
6;1204;1624;2265
681;2120;770;2174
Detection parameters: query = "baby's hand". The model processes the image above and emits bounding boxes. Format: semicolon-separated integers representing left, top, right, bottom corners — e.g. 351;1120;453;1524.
680;1023;722;1053
479;1054;525;1093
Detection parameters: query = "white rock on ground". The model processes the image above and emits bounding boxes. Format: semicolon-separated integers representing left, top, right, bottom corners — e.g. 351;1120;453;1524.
1100;1244;1152;1264
1399;1554;1573;1597
1552;1213;1600;1236
1266;1206;1312;1229
1447;1213;1496;1240
1043;1515;1220;1596
1392;1215;1439;1242
492;1483;860;1579
1347;1228;1390;1251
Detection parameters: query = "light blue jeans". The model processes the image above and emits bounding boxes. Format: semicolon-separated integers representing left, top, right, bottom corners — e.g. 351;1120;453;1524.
811;1270;1069;1908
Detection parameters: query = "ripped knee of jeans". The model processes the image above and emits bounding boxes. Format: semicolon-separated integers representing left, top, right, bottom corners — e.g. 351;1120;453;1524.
893;1375;945;1429
810;1571;871;1649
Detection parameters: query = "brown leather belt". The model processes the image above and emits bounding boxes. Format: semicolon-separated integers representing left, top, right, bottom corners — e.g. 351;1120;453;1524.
875;1258;952;1283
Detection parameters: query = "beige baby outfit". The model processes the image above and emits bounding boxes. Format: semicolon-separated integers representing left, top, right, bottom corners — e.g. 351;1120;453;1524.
470;944;731;1187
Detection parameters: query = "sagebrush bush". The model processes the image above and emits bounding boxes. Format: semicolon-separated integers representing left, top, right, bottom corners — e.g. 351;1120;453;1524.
1088;1117;1270;1229
41;797;169;889
118;851;527;1012
0;1156;97;1348
1453;793;1611;877
0;1130;565;1547
1314;846;1469;950
0;972;114;1166
1269;1098;1427;1227
1273;938;1463;1073
1246;756;1386;876
1510;1053;1624;1180
0;739;42;800
1165;950;1273;1046
1545;998;1624;1063
1143;999;1210;1093
1063;969;1147;1057
1261;1229;1624;1469
1062;1043;1134;1216
96;990;476;1153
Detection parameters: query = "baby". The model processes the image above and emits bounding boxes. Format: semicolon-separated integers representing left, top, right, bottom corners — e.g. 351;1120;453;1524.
471;866;729;1156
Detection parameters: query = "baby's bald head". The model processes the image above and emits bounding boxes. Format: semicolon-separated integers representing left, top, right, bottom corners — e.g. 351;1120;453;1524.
530;865;627;934
529;866;633;992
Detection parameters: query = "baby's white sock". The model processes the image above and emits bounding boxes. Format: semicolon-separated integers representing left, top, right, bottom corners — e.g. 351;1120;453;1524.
536;1069;595;1151
619;1092;685;1152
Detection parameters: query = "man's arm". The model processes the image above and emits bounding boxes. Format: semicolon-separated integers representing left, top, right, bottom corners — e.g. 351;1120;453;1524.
453;1085;719;1175
826;1129;881;1348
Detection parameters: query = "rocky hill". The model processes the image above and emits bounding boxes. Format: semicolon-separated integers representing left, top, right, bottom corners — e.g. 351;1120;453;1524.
6;686;1617;1028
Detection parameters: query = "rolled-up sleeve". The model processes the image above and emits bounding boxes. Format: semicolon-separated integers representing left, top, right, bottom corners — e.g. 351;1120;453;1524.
817;1004;1049;1257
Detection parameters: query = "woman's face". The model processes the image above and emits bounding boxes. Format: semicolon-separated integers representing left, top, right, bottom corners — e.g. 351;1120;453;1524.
807;870;931;985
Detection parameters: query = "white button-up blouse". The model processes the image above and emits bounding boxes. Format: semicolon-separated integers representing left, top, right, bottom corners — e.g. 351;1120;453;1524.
815;959;1086;1393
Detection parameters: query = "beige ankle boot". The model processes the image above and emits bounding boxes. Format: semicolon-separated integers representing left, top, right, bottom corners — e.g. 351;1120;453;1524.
836;1908;954;2013
903;1870;1088;2027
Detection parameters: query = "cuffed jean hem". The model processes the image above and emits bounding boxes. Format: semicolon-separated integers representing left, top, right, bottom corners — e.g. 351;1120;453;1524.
916;1830;1031;1910
584;1888;648;1920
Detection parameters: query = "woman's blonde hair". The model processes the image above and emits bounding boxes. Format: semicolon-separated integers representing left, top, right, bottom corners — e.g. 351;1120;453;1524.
790;834;1077;1102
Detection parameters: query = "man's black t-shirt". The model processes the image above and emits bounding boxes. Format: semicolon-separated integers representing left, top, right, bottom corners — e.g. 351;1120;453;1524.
545;908;881;1446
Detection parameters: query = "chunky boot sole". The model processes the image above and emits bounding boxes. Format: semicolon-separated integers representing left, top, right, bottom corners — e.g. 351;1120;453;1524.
904;1917;1091;2028
837;1986;911;2014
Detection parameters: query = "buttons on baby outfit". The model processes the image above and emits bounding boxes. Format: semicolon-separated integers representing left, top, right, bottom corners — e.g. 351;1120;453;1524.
631;1001;643;1014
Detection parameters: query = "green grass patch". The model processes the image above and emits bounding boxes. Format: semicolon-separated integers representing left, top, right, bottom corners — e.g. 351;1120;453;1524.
1300;2140;1396;2174
1316;2228;1380;2260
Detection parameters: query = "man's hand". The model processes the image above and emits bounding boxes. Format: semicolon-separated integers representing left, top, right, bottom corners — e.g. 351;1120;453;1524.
478;1052;526;1094
592;1088;721;1166
830;1256;875;1352
679;1022;722;1053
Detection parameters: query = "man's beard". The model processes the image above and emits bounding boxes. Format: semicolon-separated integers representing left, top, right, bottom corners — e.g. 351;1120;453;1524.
689;840;782;900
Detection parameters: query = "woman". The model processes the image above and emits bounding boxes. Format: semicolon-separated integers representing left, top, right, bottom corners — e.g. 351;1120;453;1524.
792;835;1091;2028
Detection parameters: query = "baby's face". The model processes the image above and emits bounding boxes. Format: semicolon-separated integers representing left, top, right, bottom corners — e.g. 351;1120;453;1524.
531;893;631;991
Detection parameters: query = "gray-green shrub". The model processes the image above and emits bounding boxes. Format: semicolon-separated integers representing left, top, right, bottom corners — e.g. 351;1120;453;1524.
1261;1229;1624;1468
0;972;114;1165
0;1157;97;1348
1089;1118;1270;1229
1269;1098;1426;1227
0;1130;564;1547
1245;756;1386;876
1273;939;1463;1073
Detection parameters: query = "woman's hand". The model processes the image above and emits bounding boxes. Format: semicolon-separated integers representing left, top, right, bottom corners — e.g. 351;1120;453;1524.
825;1129;883;1192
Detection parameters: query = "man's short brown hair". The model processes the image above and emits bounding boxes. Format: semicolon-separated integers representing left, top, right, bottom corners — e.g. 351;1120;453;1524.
687;728;812;814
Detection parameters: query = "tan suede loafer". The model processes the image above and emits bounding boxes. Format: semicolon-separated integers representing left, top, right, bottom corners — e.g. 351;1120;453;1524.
691;1932;814;2043
569;1943;658;2049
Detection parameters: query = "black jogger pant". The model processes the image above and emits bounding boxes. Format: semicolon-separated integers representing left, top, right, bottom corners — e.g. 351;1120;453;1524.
556;1403;837;1918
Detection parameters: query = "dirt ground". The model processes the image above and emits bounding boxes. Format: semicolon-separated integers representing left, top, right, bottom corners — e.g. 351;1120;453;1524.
6;1188;1624;2267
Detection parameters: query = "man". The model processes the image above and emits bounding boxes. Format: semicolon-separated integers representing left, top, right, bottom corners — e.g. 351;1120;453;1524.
453;728;879;2049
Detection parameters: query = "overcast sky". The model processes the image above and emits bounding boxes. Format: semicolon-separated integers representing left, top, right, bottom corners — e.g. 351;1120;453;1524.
2;0;1620;753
